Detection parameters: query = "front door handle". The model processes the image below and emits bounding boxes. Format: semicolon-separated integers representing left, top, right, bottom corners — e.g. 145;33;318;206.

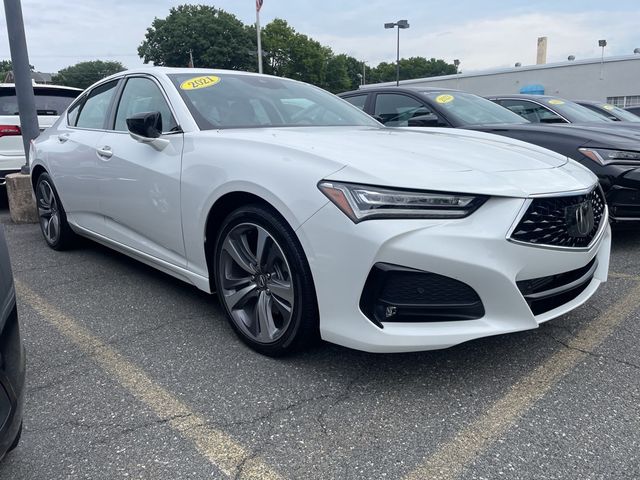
97;146;113;160
58;133;70;143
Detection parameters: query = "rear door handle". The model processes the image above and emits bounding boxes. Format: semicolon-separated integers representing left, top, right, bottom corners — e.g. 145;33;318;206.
57;133;70;143
97;146;113;160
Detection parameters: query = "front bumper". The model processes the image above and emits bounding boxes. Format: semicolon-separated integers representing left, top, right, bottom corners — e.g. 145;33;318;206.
297;196;611;353
596;166;640;222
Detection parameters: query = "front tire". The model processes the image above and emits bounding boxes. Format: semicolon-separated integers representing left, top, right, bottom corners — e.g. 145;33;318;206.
213;205;319;356
35;173;77;250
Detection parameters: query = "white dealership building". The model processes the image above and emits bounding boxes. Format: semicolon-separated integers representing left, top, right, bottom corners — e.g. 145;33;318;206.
365;54;640;107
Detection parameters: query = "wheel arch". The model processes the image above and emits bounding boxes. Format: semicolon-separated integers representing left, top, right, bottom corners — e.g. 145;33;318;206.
204;191;297;293
30;164;48;191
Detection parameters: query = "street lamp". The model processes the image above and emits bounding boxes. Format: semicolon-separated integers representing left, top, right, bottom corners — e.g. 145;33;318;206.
384;19;410;86
598;39;607;80
453;59;460;88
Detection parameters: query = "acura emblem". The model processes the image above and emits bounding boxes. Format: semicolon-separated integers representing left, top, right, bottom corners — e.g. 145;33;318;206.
566;201;594;238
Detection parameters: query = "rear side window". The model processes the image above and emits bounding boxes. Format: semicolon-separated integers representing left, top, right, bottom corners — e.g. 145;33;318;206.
76;81;119;129
343;94;368;110
497;99;566;124
0;86;79;116
67;98;83;126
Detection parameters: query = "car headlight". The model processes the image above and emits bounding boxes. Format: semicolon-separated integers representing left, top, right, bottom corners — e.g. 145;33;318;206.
317;181;488;223
579;147;640;165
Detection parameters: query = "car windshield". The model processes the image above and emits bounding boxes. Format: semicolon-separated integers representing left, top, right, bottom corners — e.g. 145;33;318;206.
601;104;640;122
168;73;380;129
0;87;79;116
423;91;529;126
544;98;612;123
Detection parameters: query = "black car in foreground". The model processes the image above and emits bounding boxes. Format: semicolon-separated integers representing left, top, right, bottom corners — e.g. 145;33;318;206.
339;87;640;222
576;101;640;123
0;225;24;461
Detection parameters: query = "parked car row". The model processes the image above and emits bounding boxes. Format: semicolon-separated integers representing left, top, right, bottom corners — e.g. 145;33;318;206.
340;87;640;222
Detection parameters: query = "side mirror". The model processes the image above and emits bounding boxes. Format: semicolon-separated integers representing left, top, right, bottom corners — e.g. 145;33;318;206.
126;111;162;139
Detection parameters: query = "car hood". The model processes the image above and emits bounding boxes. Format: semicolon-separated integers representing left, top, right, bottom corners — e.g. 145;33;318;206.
471;122;640;149
200;126;596;197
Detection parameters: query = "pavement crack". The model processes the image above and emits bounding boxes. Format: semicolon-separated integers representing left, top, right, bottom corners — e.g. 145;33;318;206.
316;369;371;437
543;331;640;371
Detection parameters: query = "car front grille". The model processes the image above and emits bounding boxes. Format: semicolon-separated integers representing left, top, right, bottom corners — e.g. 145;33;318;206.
510;187;605;248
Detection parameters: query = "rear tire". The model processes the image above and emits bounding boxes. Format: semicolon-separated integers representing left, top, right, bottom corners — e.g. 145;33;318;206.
35;173;77;250
213;204;319;356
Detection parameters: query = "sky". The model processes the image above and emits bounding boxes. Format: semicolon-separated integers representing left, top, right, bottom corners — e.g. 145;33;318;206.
1;0;639;74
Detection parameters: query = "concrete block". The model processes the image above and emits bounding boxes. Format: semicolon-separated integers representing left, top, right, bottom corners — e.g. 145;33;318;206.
6;173;38;224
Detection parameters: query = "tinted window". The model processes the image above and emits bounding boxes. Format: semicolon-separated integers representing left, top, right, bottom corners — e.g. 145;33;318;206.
114;77;177;132
76;81;119;129
168;72;379;129
497;99;566;124
67;98;83;126
343;94;368;110
374;93;445;127
422;92;528;126
0;87;79;116
579;103;617;121
541;98;610;123
587;103;640;122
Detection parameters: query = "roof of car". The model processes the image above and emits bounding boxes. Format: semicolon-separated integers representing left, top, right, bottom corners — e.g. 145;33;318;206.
340;86;460;96
485;94;567;101
0;83;82;91
575;100;609;106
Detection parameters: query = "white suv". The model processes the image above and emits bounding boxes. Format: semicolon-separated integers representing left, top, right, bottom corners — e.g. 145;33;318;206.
0;83;81;184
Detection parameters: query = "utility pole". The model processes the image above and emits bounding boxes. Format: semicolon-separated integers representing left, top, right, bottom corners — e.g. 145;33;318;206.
3;0;39;173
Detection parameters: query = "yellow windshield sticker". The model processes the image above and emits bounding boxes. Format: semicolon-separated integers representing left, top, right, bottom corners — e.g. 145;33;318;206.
436;94;455;104
180;75;221;90
548;99;565;105
602;104;615;110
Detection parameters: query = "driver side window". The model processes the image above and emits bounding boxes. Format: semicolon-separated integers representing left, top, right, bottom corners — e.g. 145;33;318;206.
374;93;444;127
113;77;178;132
498;99;566;124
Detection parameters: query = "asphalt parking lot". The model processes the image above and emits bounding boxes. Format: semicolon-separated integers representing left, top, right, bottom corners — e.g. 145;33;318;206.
0;200;638;480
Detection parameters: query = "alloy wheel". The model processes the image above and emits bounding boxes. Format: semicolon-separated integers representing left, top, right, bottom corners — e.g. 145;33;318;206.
36;179;61;244
218;223;295;344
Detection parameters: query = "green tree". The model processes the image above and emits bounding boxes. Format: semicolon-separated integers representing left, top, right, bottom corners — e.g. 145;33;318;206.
0;60;35;82
370;57;457;83
138;4;255;70
261;19;332;87
325;54;352;93
53;60;126;89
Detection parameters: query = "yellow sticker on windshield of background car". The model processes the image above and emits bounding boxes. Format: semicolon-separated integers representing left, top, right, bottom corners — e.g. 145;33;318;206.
436;94;455;104
602;104;615;110
180;75;221;90
548;99;564;105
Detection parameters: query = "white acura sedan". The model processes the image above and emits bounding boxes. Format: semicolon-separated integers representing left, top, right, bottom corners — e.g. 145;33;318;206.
30;68;610;355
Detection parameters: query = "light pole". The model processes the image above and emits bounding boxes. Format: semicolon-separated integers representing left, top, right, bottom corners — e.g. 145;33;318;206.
454;59;460;88
598;39;607;80
384;19;410;86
